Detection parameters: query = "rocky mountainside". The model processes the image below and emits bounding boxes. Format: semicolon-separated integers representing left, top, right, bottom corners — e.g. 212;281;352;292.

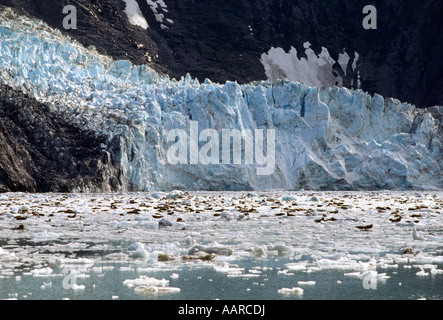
2;0;442;108
0;84;123;192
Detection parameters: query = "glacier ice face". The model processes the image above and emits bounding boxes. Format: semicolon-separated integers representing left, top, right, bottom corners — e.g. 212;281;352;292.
0;7;442;191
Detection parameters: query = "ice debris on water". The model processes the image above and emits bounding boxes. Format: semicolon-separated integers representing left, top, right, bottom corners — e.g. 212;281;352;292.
0;190;442;299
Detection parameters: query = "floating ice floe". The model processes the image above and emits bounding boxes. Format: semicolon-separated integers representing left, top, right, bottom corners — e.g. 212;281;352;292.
412;226;426;241
123;275;169;288
285;262;308;272
30;231;62;241
56;258;94;266
129;248;150;260
31;267;53;277
0;248;17;262
103;253;129;261
251;245;268;258
128;242;145;251
213;263;245;275
297;281;316;286
430;267;443;275
70;284;86;290
166;191;183;199
134;285;181;295
416;267;429;277
269;244;293;257
278;287;304;296
188;244;234;256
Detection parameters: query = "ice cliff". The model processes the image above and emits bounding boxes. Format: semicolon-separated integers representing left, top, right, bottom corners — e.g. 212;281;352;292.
0;8;442;191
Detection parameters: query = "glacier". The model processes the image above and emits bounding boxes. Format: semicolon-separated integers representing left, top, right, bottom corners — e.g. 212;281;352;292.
0;7;442;192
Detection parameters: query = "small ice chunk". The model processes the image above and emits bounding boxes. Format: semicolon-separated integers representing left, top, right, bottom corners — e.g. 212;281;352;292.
56;258;94;266
102;266;115;271
103;253;129;261
117;221;138;228
129;248;149;260
278;287;304;296
30;231;61;241
139;221;159;230
123;276;169;288
151;192;164;199
159;218;173;227
297;281;316;286
71;284;86;290
128;242;145;251
412;226;426;241
379;263;398;269
181;199;194;206
119;267;133;272
31;267;53;277
135;285;158;294
134;285;180;295
220;211;233;221
0;248;17;262
286;262;307;271
430;267;443;275
91;267;103;273
251;245;268;257
416;267;429;277
277;269;294;276
184;235;195;246
344;272;361;277
271;244;293;257
166;190;182;199
188;245;234;256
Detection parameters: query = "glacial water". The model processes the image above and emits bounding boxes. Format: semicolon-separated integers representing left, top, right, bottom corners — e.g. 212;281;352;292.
0;191;442;300
1;254;442;300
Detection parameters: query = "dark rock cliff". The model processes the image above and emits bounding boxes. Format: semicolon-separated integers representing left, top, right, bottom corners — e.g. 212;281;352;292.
0;84;123;192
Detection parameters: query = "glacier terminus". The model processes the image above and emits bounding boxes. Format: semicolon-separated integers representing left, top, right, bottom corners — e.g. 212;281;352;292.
0;7;442;192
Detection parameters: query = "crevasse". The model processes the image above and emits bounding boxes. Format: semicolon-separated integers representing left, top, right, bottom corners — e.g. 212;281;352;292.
0;8;442;191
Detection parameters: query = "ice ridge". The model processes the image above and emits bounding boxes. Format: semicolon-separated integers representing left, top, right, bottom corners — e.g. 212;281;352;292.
0;8;442;191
